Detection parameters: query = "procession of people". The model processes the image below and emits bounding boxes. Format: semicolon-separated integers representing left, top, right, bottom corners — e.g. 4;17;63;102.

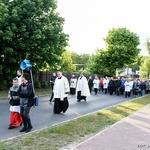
6;70;150;134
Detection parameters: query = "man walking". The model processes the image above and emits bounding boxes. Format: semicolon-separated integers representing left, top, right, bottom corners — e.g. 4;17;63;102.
76;73;90;102
53;71;70;114
18;73;33;132
49;72;57;102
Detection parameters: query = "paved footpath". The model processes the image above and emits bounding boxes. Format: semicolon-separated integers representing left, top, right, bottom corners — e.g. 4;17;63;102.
72;104;150;150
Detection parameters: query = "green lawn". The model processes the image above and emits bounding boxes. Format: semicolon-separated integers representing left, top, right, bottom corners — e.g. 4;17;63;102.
0;95;149;150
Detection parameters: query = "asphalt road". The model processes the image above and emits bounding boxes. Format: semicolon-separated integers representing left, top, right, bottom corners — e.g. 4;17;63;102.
0;93;133;141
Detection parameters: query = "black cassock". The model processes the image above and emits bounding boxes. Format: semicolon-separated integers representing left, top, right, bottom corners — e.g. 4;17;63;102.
54;97;69;114
70;88;76;95
77;91;86;101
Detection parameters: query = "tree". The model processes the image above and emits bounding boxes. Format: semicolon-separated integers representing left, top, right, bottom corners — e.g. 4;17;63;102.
139;39;150;78
69;51;90;71
145;39;150;55
87;49;111;75
0;0;68;89
59;51;75;72
130;56;143;72
140;56;150;78
88;27;140;76
104;27;140;68
69;52;79;64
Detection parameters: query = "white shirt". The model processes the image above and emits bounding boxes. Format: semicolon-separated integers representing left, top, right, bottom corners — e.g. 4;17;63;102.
93;79;99;89
9;106;20;113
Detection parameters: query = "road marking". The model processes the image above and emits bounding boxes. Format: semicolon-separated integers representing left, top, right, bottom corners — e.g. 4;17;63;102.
68;108;81;116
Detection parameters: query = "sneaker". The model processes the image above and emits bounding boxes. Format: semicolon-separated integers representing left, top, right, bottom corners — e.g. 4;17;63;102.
25;126;33;133
20;127;27;132
8;126;16;129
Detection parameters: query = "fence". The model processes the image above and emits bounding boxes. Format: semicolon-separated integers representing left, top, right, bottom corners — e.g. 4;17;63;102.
33;71;103;88
0;71;103;90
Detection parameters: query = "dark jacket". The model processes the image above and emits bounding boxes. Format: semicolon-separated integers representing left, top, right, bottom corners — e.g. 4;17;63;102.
108;79;115;88
88;79;93;87
8;85;20;106
116;79;121;88
50;76;57;85
139;82;146;90
18;82;34;107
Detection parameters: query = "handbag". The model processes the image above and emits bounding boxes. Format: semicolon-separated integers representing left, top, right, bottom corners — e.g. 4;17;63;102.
33;96;39;107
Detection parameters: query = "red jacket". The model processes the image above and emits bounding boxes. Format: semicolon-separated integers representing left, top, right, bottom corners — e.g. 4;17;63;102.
99;79;103;86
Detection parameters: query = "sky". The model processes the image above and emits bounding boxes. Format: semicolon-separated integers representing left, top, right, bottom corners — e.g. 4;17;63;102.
57;0;150;55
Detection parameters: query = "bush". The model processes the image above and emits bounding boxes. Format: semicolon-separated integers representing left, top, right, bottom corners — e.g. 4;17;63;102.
0;80;7;91
41;81;49;89
34;81;41;88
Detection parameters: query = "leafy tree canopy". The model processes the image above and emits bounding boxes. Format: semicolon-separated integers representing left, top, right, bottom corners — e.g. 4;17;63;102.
130;55;143;72
139;39;150;78
0;0;68;89
69;51;90;71
88;27;140;76
104;27;140;65
145;39;150;55
140;56;150;78
59;51;76;72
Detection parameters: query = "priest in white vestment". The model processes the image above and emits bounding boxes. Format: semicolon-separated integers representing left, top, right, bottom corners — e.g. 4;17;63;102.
53;71;70;114
76;73;90;102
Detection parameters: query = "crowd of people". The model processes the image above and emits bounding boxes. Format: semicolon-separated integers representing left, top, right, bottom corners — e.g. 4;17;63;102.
7;70;150;133
88;76;150;98
49;73;150;113
67;74;150;99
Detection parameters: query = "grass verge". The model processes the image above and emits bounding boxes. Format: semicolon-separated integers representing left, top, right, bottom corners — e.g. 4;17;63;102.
0;95;150;150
